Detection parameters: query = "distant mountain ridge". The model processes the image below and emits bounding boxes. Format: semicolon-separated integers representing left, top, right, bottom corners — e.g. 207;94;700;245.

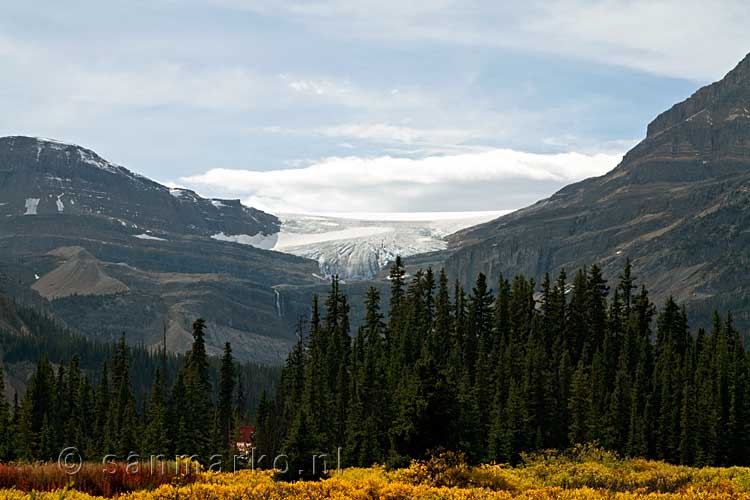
432;53;750;329
0;136;319;363
0;136;279;238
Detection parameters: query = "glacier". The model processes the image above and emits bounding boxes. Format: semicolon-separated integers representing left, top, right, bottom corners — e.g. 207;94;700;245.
271;212;508;280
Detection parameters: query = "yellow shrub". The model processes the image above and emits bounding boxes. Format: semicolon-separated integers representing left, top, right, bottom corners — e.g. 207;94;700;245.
5;452;750;500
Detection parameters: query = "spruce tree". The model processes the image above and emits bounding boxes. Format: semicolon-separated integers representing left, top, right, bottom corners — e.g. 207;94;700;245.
217;342;236;458
432;269;452;368
261;258;750;470
20;356;56;459
93;361;110;456
0;362;10;460
144;368;168;456
184;319;213;459
568;361;591;444
110;335;137;457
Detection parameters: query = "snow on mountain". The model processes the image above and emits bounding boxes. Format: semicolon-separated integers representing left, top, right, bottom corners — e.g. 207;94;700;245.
211;231;279;250
271;212;510;280
0;136;280;239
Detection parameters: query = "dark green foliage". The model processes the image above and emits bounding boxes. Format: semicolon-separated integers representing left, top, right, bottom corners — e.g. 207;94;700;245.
143;368;168;456
5;256;750;469
0;363;10;460
216;342;236;459
260;259;750;470
0;303;278;463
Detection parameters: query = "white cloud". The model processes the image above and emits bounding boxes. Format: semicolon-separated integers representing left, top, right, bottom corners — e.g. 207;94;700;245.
226;0;750;81
278;74;434;111
521;0;749;81
285;78;339;96
252;122;492;148
62;64;263;112
317;123;482;146
181;148;623;213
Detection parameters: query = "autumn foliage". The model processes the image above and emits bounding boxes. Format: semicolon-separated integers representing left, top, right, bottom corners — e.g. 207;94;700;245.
4;447;750;499
0;460;197;497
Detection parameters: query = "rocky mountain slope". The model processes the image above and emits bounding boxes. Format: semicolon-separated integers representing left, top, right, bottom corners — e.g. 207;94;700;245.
0;136;279;237
0;137;321;363
437;53;750;329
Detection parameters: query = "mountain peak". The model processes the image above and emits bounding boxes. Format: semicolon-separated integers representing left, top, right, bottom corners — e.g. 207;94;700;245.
0;135;280;237
730;51;750;79
0;135;128;176
646;52;750;139
441;53;750;331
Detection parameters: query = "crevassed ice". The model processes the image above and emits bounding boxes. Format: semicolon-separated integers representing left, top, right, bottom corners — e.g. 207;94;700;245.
24;198;40;215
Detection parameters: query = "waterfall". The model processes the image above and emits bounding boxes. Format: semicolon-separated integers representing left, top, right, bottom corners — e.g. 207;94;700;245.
274;289;282;318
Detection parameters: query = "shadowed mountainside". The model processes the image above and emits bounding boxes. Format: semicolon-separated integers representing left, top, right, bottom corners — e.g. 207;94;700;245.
0;137;323;363
435;53;750;329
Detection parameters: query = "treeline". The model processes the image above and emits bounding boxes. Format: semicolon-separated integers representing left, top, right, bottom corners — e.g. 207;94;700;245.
256;257;750;476
0;317;276;463
0;305;280;411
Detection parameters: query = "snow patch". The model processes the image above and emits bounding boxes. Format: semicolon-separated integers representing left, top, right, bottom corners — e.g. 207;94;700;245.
33;137;67;150
56;194;64;213
211;232;279;250
134;233;167;241
169;188;196;200
24;198;40;215
211;200;228;208
45;175;70;183
77;149;120;173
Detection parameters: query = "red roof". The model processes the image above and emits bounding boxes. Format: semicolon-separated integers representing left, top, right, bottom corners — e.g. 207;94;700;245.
238;425;256;443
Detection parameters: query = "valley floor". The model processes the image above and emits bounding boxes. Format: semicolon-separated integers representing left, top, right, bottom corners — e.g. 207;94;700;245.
4;448;750;499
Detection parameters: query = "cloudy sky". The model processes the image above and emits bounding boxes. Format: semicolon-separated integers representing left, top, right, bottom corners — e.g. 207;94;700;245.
1;1;748;214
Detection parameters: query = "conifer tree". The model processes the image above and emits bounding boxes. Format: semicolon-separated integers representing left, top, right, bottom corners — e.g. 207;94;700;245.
20;356;56;459
587;265;609;354
388;256;406;336
217;342;236;457
568;361;591;444
183;319;213;459
92;361;110;456
431;270;452;367
346;287;387;466
64;356;85;452
110;335;137;457
469;273;494;440
144;368;168;456
619;258;636;313
0;363;10;460
258;257;750;469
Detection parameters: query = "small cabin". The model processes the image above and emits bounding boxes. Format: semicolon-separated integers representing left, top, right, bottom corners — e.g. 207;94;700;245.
236;425;256;453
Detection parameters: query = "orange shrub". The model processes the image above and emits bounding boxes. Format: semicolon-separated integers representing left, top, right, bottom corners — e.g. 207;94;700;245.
0;461;197;497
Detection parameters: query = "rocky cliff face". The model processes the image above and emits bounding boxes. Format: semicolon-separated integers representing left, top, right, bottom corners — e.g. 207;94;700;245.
0;136;279;238
0;137;319;363
439;54;750;329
